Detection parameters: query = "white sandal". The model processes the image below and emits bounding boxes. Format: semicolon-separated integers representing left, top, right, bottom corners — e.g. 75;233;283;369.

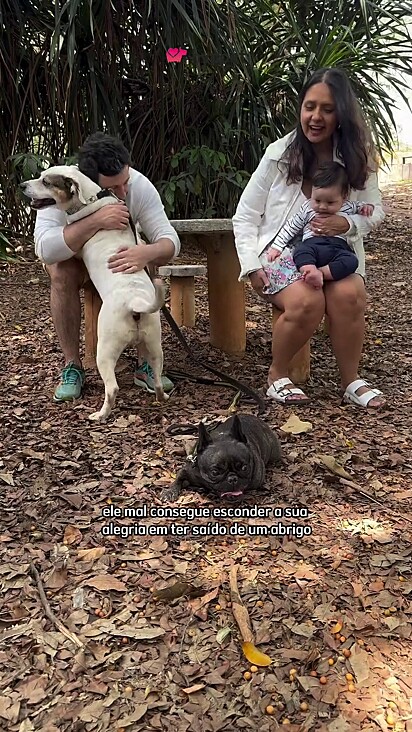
343;379;384;408
267;377;311;404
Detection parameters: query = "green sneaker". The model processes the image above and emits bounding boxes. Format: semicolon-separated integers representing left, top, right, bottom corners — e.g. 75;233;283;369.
53;362;85;403
134;361;174;394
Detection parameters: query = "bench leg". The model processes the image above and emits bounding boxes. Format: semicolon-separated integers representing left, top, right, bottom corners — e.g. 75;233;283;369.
205;233;246;358
272;306;310;384
83;282;102;369
170;276;196;327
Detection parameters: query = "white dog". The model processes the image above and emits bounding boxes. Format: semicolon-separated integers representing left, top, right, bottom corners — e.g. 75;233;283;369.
22;165;168;421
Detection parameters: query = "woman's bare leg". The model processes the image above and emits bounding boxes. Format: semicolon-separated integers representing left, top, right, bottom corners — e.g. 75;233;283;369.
267;280;325;398
324;274;384;407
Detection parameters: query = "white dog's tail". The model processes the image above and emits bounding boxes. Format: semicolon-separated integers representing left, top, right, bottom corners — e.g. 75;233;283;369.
131;278;165;316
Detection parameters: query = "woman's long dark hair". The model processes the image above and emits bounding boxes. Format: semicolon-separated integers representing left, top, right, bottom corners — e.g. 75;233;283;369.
281;68;377;191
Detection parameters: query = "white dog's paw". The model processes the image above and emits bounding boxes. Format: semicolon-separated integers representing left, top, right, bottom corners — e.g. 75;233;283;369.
155;391;169;403
88;411;107;422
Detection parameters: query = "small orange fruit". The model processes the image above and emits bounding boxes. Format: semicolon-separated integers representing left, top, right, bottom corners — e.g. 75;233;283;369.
339;635;346;643
383;609;391;616
345;673;354;681
214;604;222;611
357;639;365;646
250;665;258;673
300;702;309;712
244;671;252;680
256;600;264;607
122;637;128;644
389;606;397;613
319;676;327;685
328;658;334;666
282;720;291;725
343;649;351;658
290;668;297;675
348;683;356;693
387;701;397;711
309;670;318;677
265;705;275;715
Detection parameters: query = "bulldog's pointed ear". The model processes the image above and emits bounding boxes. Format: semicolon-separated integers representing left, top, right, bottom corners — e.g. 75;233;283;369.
230;414;248;444
197;422;212;454
65;177;87;204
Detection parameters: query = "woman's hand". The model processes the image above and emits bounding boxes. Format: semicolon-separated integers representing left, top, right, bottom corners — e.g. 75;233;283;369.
108;244;152;274
249;269;270;295
310;215;350;237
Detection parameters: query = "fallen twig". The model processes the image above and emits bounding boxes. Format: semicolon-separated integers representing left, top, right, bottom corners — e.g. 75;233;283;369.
229;564;254;643
339;479;412;524
29;562;84;649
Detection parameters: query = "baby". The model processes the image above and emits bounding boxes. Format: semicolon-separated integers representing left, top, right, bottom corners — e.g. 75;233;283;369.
266;161;374;288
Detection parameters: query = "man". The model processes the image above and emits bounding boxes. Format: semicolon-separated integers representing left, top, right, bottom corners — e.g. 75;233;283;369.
34;132;179;402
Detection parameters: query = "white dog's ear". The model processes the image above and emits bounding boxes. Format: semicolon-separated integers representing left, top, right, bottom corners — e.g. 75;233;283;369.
65;177;88;205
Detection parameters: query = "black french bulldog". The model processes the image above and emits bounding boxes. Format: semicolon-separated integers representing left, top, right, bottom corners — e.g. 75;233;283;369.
161;414;282;502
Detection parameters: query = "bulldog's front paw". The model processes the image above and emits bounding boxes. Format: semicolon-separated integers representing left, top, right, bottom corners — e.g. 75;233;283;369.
161;484;181;502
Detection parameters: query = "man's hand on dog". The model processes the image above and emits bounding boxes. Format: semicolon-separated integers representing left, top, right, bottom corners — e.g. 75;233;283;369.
95;202;130;231
108;243;153;274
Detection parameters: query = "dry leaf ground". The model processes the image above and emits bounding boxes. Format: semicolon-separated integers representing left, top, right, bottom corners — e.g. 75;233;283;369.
0;184;411;732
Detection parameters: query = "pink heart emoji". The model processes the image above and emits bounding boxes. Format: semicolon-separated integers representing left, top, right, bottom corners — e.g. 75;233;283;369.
167;48;179;57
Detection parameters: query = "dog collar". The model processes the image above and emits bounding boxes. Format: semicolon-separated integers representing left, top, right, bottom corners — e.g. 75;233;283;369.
83;189;121;206
95;189;115;201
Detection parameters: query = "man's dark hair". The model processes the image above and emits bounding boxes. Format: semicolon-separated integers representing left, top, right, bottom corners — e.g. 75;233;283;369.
312;161;349;196
77;132;131;183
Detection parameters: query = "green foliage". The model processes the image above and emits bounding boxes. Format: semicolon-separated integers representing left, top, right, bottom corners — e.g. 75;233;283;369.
0;228;18;262
158;146;250;219
0;0;411;241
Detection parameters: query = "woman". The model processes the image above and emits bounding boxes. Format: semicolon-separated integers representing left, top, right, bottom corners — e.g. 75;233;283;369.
232;67;385;408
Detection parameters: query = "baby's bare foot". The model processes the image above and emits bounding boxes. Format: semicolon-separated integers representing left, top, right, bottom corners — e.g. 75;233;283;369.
302;266;323;288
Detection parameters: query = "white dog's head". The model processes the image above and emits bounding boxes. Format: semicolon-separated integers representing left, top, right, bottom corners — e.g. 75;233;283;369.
21;165;106;214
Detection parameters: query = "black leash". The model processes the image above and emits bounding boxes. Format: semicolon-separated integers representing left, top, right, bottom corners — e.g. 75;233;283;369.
126;217;266;415
159;303;265;414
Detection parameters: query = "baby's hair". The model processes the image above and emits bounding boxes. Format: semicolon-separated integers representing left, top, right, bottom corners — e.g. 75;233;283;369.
312;162;350;197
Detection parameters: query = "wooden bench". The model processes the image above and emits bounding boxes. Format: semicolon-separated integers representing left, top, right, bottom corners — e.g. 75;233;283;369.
158;264;207;327
170;219;246;357
82;219;311;381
